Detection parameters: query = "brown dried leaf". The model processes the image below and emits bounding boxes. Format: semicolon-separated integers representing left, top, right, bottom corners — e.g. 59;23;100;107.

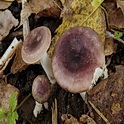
104;38;117;56
116;0;124;14
0;9;18;42
19;2;32;27
61;114;79;124
28;0;61;17
80;115;96;124
48;0;106;56
106;1;124;28
10;42;28;74
0;1;11;9
87;65;124;124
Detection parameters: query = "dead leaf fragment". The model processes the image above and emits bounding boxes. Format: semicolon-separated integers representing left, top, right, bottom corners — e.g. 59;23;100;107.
106;1;124;28
111;102;122;115
104;38;117;56
61;114;79;124
87;65;124;124
80;115;96;124
28;0;61;17
0;9;19;42
116;0;124;14
19;2;32;27
11;42;28;73
0;1;11;9
48;0;106;56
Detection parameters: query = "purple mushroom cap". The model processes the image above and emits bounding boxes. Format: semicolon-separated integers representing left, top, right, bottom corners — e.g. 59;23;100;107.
21;26;51;64
32;75;51;103
52;26;105;93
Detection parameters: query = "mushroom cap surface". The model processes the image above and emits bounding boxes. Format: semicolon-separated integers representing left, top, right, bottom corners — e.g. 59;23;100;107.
21;26;51;64
52;26;105;93
32;75;51;103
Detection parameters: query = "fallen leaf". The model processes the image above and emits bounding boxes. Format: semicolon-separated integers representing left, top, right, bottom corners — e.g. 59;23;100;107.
10;42;28;74
80;115;96;124
0;9;19;42
111;102;122;115
116;0;124;14
0;1;11;9
28;0;61;17
106;0;124;28
104;38;117;56
48;0;106;56
87;65;124;124
61;114;79;124
19;2;32;28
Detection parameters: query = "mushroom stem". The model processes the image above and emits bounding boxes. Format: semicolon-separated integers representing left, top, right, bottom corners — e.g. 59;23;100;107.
0;37;22;73
33;101;43;117
33;101;49;117
40;52;56;85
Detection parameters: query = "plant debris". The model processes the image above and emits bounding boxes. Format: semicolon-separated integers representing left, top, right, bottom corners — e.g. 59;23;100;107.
87;65;124;124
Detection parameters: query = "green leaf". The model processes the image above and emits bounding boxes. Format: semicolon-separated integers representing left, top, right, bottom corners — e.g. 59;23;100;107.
0;108;5;121
91;0;104;7
9;92;18;112
12;111;18;120
7;111;19;124
114;32;123;38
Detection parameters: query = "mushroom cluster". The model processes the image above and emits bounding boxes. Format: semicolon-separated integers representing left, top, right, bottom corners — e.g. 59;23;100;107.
52;26;105;93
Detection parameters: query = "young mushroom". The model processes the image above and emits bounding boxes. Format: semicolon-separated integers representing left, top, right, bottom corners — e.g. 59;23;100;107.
52;26;105;94
32;75;51;117
21;26;56;84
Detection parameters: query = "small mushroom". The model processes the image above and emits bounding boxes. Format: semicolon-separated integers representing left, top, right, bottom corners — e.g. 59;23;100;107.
52;26;105;93
32;75;51;117
21;26;56;84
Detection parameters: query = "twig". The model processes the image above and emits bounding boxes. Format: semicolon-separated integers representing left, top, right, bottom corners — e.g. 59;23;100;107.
22;0;30;39
106;31;124;44
88;101;111;124
51;0;62;11
0;37;22;73
52;98;58;124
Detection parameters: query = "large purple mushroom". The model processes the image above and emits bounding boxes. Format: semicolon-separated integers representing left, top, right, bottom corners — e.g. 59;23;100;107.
52;26;105;93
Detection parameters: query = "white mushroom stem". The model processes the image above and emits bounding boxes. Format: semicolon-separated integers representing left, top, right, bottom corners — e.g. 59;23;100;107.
40;52;56;85
33;53;55;117
80;67;107;102
33;101;48;117
0;37;22;73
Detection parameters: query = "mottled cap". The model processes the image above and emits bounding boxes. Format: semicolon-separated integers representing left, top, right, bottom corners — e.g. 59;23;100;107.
32;75;51;103
52;26;105;93
21;26;51;64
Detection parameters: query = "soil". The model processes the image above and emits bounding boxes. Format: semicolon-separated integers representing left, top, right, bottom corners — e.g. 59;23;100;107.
0;0;124;124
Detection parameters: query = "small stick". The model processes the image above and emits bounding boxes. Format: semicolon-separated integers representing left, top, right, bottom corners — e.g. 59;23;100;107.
22;0;30;39
0;37;22;73
88;101;111;124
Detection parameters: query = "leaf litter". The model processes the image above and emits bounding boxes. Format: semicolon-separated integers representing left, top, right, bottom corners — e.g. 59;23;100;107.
0;0;124;123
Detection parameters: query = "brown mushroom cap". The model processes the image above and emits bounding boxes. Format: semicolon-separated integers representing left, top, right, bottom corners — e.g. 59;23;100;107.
32;75;51;103
52;26;105;93
21;26;51;64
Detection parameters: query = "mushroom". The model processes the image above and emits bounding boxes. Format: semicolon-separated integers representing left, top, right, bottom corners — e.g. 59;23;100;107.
21;26;56;84
52;26;105;94
32;75;51;117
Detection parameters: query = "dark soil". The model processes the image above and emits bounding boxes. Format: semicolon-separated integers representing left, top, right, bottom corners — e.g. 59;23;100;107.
0;1;124;124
